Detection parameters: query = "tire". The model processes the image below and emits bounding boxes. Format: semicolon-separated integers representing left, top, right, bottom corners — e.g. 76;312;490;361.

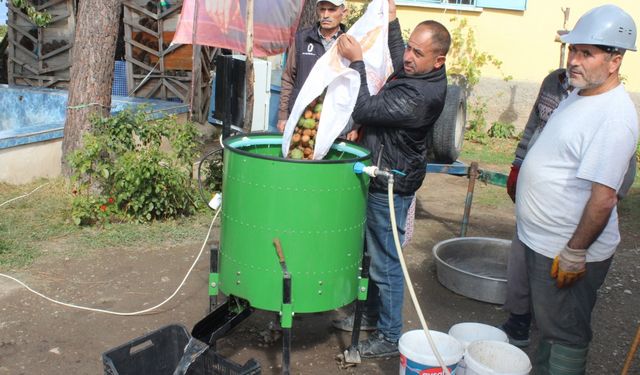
428;84;467;164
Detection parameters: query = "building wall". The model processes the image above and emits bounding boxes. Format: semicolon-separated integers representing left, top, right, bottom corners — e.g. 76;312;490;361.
346;1;640;130
392;0;640;92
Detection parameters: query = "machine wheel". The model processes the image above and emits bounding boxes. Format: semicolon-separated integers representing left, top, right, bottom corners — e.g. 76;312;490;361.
428;83;467;164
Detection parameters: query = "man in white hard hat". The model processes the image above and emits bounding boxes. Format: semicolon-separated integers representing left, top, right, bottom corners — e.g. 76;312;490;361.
277;0;347;133
514;4;638;373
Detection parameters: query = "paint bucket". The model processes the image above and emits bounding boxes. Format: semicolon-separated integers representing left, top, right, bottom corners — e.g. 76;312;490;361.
399;330;464;375
462;340;531;375
448;322;509;348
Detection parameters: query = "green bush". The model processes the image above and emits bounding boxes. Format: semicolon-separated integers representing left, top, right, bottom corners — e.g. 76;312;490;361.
68;109;201;225
345;1;367;29
447;17;512;91
488;121;515;139
10;0;52;26
465;100;489;144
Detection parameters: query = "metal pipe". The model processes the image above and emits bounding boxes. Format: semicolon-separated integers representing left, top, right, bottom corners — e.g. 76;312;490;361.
460;162;479;237
188;0;199;121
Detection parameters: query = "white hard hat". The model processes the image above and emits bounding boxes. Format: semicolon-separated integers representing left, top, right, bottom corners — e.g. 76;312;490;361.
561;4;637;52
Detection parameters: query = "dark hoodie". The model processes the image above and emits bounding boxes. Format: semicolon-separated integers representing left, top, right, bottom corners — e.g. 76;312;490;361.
350;18;447;195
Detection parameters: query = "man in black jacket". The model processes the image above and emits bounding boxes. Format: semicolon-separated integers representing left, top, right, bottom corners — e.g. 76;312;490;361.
335;1;449;358
277;0;347;132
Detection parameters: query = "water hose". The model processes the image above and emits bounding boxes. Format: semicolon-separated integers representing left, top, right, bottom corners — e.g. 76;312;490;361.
354;162;450;374
385;174;451;375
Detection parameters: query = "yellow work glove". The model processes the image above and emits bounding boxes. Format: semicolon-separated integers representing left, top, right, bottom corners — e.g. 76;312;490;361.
550;245;586;288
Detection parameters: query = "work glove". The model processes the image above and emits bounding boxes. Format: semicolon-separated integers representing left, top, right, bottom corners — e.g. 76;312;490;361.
506;165;519;203
550;245;586;288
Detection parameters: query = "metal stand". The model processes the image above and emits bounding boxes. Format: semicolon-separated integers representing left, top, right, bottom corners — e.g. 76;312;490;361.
281;273;292;375
193;245;252;349
209;244;219;312
344;254;371;363
460;162;479;237
426;161;506;237
273;238;293;375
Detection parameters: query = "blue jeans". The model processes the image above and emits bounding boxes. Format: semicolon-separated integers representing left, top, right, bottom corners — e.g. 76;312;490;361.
363;191;413;342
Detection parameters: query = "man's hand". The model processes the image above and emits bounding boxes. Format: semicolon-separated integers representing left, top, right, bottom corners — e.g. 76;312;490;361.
506;165;519;203
337;34;363;62
277;120;286;133
550;245;587;288
388;0;396;22
346;130;359;141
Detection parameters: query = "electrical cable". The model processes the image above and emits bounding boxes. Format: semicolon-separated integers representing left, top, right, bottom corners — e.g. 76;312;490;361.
386;175;451;375
0;208;220;316
197;146;224;209
0;182;50;208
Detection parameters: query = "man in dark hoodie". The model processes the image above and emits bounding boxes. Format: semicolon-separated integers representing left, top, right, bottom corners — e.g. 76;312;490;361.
334;0;449;358
277;0;347;132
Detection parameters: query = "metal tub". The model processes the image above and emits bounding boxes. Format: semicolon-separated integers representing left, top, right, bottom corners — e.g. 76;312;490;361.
220;134;371;313
433;237;509;304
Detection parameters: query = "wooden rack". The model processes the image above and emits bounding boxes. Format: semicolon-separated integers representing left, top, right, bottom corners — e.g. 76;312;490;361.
7;0;76;88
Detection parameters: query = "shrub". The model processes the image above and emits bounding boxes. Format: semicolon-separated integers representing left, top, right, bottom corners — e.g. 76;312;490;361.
345;1;367;29
464;100;489;144
488;121;515;139
68;109;201;225
447;17;512;92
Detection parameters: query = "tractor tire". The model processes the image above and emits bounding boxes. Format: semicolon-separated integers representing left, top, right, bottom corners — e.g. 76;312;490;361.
428;84;467;164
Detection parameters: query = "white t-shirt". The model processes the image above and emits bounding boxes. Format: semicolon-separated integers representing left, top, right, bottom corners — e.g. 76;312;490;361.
516;84;638;261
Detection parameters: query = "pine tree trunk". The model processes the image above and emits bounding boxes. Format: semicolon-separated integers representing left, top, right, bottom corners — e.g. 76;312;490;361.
298;0;317;31
61;0;122;176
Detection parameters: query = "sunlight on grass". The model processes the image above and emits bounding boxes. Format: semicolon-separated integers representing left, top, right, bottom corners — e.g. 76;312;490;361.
0;178;216;269
459;138;516;173
458;138;515;210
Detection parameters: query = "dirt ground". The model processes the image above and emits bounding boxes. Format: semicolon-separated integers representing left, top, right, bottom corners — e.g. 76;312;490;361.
0;173;638;374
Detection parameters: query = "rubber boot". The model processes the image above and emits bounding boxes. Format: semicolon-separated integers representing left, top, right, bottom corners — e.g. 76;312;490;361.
533;340;552;375
548;344;588;375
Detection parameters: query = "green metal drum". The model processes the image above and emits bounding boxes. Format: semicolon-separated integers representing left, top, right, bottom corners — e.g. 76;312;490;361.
219;134;371;313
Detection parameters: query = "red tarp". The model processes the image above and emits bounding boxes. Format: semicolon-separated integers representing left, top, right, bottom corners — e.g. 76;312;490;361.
172;0;305;57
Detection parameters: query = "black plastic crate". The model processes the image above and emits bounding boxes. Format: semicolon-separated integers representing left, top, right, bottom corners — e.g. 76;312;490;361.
103;324;260;375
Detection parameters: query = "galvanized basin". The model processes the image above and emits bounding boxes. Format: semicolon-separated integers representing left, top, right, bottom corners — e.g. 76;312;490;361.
433;237;509;304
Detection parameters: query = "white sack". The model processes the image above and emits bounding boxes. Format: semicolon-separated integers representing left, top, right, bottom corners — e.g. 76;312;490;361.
281;0;394;160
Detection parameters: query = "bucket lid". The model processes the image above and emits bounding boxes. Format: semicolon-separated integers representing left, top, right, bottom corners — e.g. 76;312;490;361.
398;330;464;365
448;322;508;348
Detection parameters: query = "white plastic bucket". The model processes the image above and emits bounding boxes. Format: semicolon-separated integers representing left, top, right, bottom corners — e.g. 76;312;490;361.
462;340;531;375
399;330;464;375
448;322;509;348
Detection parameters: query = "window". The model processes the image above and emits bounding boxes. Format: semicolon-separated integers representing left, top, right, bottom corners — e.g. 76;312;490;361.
397;0;526;12
476;0;526;11
447;0;475;5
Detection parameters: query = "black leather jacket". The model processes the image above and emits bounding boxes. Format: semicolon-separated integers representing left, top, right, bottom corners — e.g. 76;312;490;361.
351;19;448;195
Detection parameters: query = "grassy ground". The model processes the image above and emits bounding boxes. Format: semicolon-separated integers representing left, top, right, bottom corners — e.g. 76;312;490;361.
459;138;515;174
0;179;213;269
